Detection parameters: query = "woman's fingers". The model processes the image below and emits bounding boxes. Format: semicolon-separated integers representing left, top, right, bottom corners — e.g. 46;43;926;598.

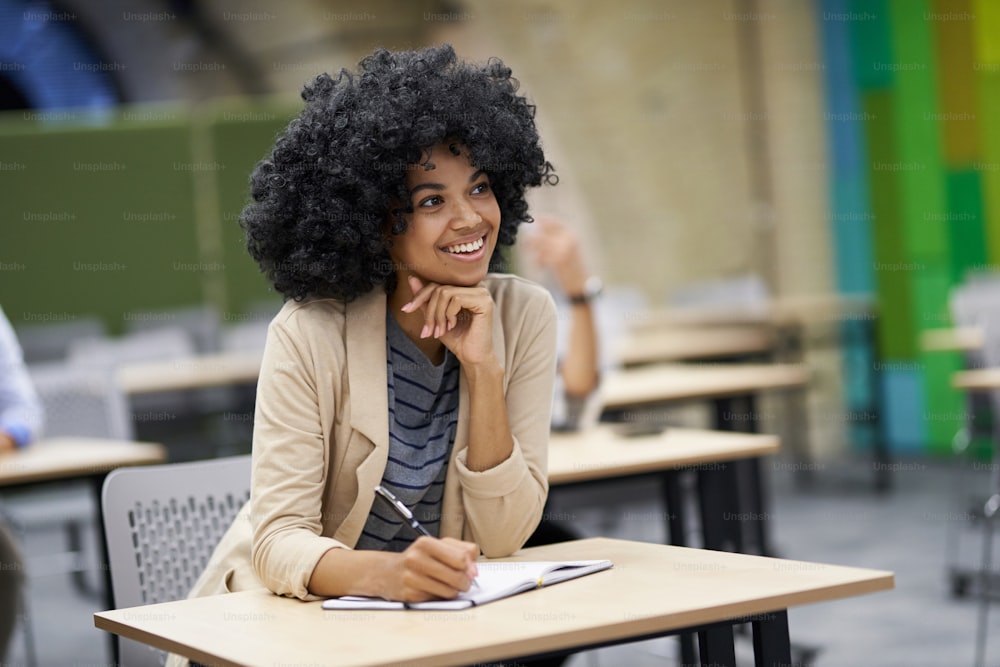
399;537;479;601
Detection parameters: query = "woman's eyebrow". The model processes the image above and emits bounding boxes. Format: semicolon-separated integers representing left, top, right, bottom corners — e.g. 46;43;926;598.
409;170;488;195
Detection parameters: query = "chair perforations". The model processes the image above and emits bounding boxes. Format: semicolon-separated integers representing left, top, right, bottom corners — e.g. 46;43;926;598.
126;489;250;606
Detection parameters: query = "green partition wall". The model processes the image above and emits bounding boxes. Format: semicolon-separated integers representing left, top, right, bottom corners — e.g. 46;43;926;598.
205;99;298;319
0;98;299;336
0;109;204;334
820;0;995;454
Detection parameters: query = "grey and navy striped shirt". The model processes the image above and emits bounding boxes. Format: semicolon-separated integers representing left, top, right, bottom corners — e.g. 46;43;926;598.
355;312;460;552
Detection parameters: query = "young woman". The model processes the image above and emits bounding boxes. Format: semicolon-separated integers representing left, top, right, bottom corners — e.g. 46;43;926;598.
181;44;559;609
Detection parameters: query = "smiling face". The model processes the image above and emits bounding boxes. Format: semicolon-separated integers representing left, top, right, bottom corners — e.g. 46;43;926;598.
388;142;501;292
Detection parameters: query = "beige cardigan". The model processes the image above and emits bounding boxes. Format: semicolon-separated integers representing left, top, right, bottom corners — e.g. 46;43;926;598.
185;274;558;601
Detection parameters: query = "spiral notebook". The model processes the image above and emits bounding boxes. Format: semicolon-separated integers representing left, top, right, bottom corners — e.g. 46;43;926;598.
322;559;613;611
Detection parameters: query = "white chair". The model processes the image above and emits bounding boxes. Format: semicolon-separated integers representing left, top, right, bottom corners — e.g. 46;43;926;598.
972;311;1000;667
101;455;251;667
28;362;134;441
13;316;106;364
123;304;222;355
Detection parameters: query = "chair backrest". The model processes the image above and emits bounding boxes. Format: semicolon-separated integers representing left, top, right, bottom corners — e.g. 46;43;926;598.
101;454;251;667
219;319;270;353
28;362;133;440
14;316;107;364
66;326;196;368
123;304;222;355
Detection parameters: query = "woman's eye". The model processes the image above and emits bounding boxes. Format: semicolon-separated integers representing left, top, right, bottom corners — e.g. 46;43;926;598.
472;182;490;195
418;195;443;208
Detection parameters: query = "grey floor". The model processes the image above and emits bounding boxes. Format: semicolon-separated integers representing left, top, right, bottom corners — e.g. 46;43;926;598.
4;445;1000;667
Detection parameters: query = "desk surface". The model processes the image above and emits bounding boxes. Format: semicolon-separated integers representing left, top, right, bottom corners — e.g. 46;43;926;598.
94;536;893;667
117;351;263;395
0;438;166;486
921;327;984;352
953;368;1000;391
600;362;810;411
548;425;779;485
613;325;776;367
627;294;875;331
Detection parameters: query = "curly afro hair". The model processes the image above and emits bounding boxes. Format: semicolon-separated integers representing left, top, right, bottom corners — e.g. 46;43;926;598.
240;43;557;302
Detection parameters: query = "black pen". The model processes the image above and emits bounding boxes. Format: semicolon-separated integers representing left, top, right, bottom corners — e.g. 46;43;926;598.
374;484;433;537
374;484;479;589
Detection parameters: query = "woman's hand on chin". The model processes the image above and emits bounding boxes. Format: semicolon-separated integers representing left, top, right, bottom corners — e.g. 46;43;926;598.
401;275;497;368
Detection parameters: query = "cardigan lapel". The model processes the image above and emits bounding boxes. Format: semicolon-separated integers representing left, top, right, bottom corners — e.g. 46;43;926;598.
336;289;390;544
344;289;390;451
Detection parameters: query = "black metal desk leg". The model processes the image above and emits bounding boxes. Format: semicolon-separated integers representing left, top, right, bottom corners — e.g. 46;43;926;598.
663;470;699;666
662;470;687;547
752;610;792;667
698;623;737;666
715;394;775;556
697;463;738;552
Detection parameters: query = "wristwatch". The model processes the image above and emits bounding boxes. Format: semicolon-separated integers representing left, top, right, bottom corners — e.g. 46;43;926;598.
569;276;603;305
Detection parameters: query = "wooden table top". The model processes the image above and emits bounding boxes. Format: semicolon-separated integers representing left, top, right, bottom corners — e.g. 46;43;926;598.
600;362;810;411
613;325;776;367
920;327;985;352
953;367;1000;391
626;294;875;331
0;437;166;486
116;351;263;395
548;425;779;485
94;536;893;667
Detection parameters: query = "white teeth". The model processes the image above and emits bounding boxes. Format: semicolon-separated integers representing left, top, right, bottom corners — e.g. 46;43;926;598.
445;236;484;254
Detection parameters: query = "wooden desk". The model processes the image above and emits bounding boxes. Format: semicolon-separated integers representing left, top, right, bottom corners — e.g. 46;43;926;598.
626;293;875;331
0;437;166;488
921;327;984;353
600;362;809;412
598;363;808;558
116;351;263;395
548;424;781;660
548;425;778;485
953;368;1000;392
94;537;893;667
612;325;776;367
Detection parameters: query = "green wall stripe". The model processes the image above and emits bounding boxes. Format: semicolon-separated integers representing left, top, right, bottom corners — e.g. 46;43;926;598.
889;0;948;262
945;169;988;281
865;90;916;359
849;0;895;89
973;0;1000;65
931;0;981;166
977;72;1000;266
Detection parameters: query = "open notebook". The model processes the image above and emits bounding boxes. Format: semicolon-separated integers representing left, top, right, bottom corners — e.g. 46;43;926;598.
322;559;613;610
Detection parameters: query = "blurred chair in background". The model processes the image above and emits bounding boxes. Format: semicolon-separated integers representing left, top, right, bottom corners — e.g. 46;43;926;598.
123;304;222;355
101;454;251;667
65;327;223;459
13;316;106;365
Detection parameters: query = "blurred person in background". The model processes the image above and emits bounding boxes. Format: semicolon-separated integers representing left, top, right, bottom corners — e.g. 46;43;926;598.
521;215;602;432
0;305;43;659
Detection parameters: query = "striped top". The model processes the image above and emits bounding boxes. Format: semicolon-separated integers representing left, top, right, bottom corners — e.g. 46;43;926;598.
354;313;460;552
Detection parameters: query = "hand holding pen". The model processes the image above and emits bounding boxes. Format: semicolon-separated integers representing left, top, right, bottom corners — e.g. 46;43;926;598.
375;485;480;591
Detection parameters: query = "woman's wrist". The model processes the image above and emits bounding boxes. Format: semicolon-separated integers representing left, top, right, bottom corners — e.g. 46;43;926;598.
463;358;504;385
